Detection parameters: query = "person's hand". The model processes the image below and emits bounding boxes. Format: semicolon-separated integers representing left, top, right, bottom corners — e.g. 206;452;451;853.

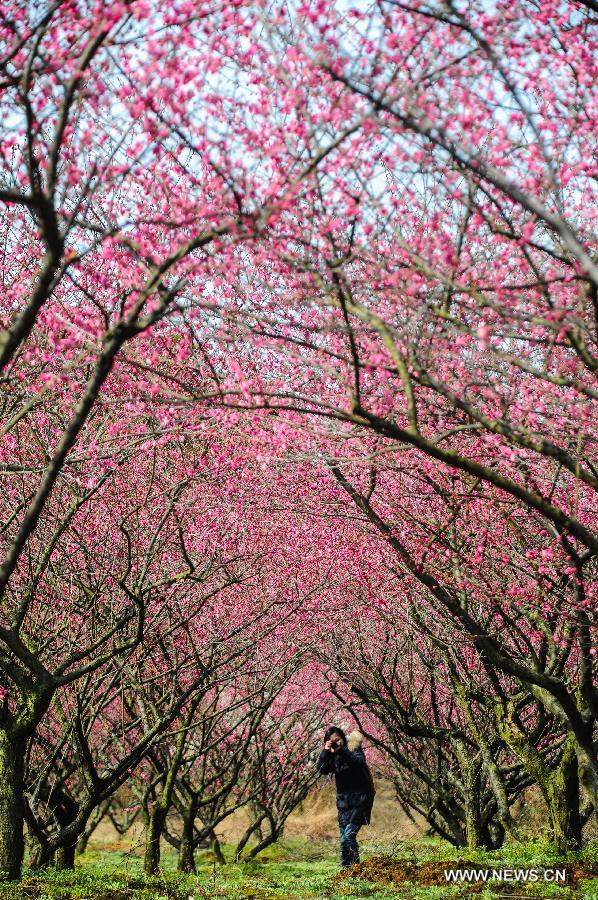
324;739;334;750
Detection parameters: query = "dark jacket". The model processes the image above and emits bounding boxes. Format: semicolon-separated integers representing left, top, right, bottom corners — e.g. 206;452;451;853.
316;732;374;827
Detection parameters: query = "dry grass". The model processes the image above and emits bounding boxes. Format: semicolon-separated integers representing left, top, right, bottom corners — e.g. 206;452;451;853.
87;778;426;858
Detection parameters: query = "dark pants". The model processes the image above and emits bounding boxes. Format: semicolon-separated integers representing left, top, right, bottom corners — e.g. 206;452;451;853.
339;821;361;867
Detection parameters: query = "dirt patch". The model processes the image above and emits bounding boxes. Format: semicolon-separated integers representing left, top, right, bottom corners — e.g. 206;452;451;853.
335;855;598;892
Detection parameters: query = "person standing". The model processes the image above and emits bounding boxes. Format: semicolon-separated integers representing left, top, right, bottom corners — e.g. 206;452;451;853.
316;726;375;868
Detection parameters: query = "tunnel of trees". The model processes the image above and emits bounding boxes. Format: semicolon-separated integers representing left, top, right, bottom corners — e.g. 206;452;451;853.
0;0;595;881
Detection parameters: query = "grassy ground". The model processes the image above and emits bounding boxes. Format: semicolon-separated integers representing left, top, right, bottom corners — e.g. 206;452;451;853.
1;839;597;900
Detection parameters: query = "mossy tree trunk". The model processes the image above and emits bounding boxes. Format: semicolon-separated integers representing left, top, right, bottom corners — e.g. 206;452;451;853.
55;843;76;871
463;785;483;850
177;817;195;873
177;799;198;873
0;731;26;880
459;751;485;851
453;682;522;846
547;735;581;854
144;804;167;875
497;707;583;853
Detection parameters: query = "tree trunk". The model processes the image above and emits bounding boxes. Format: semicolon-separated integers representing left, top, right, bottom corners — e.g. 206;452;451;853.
235;812;267;861
548;737;581;854
55;843;76;871
463;777;484;851
51;790;79;871
0;731;25;880
27;839;54;870
575;740;598;811
484;819;505;851
76;831;90;857
496;707;582;853
177;807;196;874
457;691;521;844
457;749;485;850
144;805;167;875
210;831;226;865
243;822;278;861
76;798;110;856
145;704;197;876
428;800;466;847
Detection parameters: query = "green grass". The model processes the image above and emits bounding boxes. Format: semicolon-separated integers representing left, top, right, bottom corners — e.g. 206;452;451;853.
0;839;596;899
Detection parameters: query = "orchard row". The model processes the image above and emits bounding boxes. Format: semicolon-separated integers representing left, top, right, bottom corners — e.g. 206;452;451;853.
0;0;595;880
